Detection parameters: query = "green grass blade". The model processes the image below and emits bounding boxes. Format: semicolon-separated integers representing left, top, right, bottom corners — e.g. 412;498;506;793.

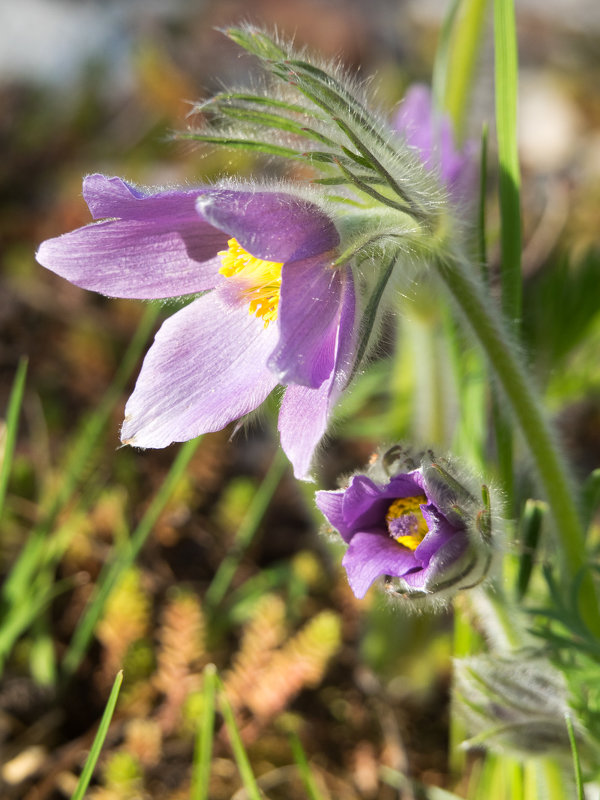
70;670;123;800
444;0;490;139
191;664;217;800
29;620;57;687
582;467;600;530
216;677;263;800
565;714;584;800
2;304;160;606
493;0;521;505
494;0;522;329
516;499;545;600
478;123;489;276
431;0;461;111
61;436;202;679
0;574;79;669
204;449;288;609
289;732;325;800
44;303;161;519
0;357;28;522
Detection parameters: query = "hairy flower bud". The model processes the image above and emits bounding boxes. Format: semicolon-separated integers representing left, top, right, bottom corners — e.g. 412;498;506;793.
316;446;499;607
454;654;584;760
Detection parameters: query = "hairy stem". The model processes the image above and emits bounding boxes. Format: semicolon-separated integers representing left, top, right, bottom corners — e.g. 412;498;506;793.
435;248;600;634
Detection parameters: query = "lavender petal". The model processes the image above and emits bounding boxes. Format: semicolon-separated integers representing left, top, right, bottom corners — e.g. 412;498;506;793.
342;531;418;599
121;294;279;447
197;189;339;262
37;174;227;299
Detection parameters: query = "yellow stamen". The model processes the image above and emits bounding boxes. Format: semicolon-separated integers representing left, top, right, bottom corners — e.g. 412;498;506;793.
385;494;429;551
218;238;283;328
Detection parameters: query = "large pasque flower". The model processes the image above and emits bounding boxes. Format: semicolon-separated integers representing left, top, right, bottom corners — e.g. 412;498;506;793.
36;174;355;479
316;453;494;602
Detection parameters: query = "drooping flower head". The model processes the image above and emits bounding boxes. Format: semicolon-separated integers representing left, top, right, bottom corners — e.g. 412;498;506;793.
37;175;357;479
36;28;468;480
316;447;497;605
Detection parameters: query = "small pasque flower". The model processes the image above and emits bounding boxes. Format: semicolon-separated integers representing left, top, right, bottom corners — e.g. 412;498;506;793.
316;447;497;605
37;175;355;479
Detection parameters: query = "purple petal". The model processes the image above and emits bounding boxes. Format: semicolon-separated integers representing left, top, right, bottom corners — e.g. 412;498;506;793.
197;189;339;262
269;258;342;388
278;380;331;481
394;86;475;204
342;531;417;599
121;293;279;447
37;175;228;299
277;270;356;479
342;473;424;534
415;506;460;564
420;532;470;588
315;489;349;538
395;85;437;166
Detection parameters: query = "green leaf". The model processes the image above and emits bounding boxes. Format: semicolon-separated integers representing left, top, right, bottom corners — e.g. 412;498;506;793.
312;174;386;186
209;104;338;147
346;256;396;387
177;132;302;159
194;91;318;118
224;25;288;61
333;159;410;213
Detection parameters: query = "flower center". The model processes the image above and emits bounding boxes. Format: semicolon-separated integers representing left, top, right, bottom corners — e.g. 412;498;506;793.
385;495;429;551
218;238;283;328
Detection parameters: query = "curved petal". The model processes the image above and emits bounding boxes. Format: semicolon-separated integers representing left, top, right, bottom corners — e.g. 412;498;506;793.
343;473;423;533
394;85;437;168
394;87;475;204
420;532;471;589
197;189;339;262
315;490;349;539
278;380;331;481
416;506;460;564
269;257;342;388
121;294;279;447
277;268;356;479
37;175;228;299
342;531;417;599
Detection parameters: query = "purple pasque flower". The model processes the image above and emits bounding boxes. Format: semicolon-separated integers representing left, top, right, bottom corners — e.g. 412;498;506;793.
394;85;476;206
316;451;494;602
36;174;356;480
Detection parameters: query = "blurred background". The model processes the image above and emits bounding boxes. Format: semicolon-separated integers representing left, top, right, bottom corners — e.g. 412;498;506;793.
1;1;600;798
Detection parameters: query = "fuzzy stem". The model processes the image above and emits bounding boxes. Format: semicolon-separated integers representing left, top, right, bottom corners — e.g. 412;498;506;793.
435;248;600;635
